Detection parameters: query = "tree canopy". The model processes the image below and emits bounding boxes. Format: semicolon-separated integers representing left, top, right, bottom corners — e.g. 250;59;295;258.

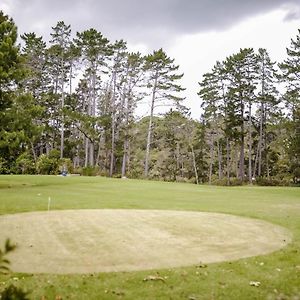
0;10;299;185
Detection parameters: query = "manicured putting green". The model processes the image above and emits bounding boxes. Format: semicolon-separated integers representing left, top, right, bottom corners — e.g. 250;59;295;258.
0;209;291;274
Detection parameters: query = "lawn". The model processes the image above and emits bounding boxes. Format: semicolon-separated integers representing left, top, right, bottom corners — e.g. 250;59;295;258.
0;175;299;299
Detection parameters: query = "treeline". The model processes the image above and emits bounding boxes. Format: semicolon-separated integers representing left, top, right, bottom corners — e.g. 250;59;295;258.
0;10;299;185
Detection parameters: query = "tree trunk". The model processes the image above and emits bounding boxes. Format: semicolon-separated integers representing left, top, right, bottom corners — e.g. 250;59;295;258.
30;141;37;164
226;137;230;186
109;72;117;177
217;139;222;180
144;75;157;177
209;132;214;185
253;143;259;179
121;138;129;178
258;102;264;177
248;102;253;184
60;66;65;159
239;99;245;181
84;137;89;167
191;144;199;184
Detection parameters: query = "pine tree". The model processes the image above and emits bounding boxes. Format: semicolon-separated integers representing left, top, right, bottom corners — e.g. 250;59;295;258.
225;48;258;182
49;21;72;159
255;48;279;178
0;11;20;111
75;28;111;167
143;48;185;177
279;29;300;182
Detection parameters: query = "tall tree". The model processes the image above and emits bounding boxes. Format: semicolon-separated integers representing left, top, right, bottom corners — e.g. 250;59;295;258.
0;10;22;171
255;48;279;178
49;21;72;159
279;29;300;121
119;52;145;177
143;48;185;177
0;11;20;112
75;28;111;167
225;48;258;182
279;29;300;182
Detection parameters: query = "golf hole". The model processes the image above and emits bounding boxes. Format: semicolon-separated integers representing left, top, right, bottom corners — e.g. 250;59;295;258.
0;209;292;274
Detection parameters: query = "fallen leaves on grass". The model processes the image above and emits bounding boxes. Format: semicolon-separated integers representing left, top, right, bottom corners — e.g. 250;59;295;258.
249;281;261;287
143;275;166;283
196;263;207;268
103;289;125;296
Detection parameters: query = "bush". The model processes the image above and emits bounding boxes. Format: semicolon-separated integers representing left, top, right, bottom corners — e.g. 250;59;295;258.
210;177;244;186
59;158;73;174
36;154;59;175
0;285;29;300
0;240;30;299
82;166;99;176
255;176;291;186
15;153;36;174
0;157;9;174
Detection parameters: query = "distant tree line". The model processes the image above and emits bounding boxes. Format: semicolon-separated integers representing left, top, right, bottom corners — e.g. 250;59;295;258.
0;10;299;185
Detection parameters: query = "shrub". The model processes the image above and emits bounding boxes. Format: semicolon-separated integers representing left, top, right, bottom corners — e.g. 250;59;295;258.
210;177;244;186
36;154;59;175
15;153;36;174
82;166;99;176
59;158;73;174
255;176;291;186
0;240;29;299
0;284;29;300
0;157;9;174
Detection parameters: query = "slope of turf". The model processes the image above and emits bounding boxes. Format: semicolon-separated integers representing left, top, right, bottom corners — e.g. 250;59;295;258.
0;175;299;299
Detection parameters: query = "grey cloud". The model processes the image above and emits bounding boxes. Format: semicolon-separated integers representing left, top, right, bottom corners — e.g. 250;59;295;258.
283;5;300;21
5;0;300;47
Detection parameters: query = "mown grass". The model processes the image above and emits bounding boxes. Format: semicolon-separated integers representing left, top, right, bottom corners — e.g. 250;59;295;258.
0;175;299;299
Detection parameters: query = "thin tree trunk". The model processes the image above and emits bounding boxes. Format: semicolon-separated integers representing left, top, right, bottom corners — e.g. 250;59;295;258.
226;138;230;186
84;137;89;167
96;132;103;167
209;133;214;185
109;123;115;176
30;141;37;164
248;102;253;184
235;146;239;178
253;143;259;179
239;99;245;181
144;75;158;178
109;71;117;177
258;102;264;177
89;72;97;167
60;66;65;159
191;144;199;184
121;138;129;178
217;139;222;180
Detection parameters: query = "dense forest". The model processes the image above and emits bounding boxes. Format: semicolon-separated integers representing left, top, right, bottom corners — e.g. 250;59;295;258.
0;11;299;185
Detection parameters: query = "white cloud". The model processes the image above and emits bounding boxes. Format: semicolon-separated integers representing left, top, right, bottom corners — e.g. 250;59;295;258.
167;8;300;119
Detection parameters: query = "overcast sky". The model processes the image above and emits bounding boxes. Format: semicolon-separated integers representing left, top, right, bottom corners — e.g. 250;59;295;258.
1;0;300;118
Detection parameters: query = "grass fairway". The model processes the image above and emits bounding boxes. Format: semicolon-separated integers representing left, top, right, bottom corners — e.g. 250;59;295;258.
0;175;299;299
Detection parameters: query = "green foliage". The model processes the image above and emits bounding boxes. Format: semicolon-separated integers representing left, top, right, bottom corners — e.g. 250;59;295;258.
0;9;299;185
0;239;16;274
0;11;21;111
255;176;291;186
0;156;9;174
15;152;36;174
0;284;29;300
0;239;29;300
36;154;59;175
211;177;244;186
82;166;99;176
